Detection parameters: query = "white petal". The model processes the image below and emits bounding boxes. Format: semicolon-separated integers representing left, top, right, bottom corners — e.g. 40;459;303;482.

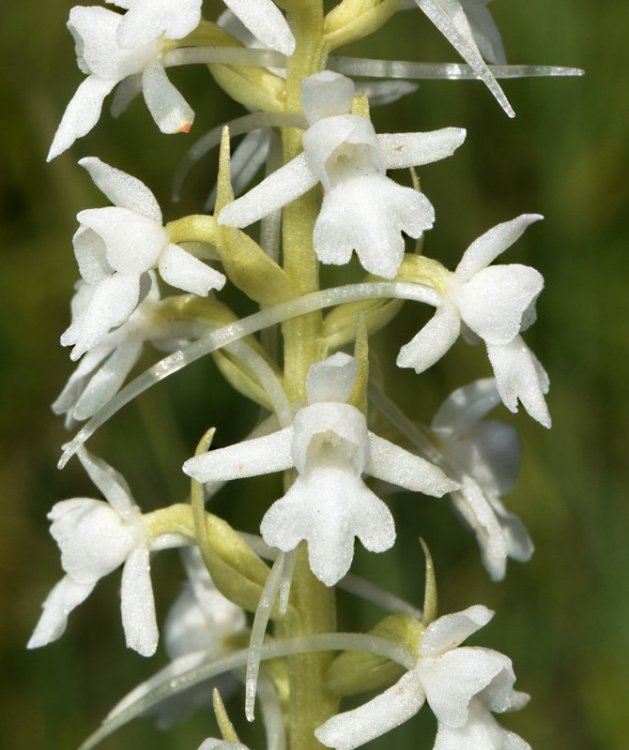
70;6;160;86
223;0;295;55
47;76;116;161
79;157;162;222
378;127;466;169
63;273;141;359
419;647;513;727
50;498;139;582
446;421;520;497
357;80;417;107
72;338;143;420
183;427;294;482
165;551;245;659
455;215;543;280
261;468;395;586
78;206;166;274
315;670;425;750
459;0;507;65
396;302;461;372
367;433;458;496
433;698;531;750
301;71;355;124
413;0;513;117
217;7;255;46
77;448;136;516
52;343;113;417
314;175;433;279
486;495;534;566
218;153;318;228
121;546;158;656
27;576;95;648
110;73;142;117
421;605;494;656
431;378;501;436
142;60;195;134
448;478;509;581
73;226;111;284
453;265;544;345
307;352;358;404
117;0;202;48
486;338;551;428
158;243;226;295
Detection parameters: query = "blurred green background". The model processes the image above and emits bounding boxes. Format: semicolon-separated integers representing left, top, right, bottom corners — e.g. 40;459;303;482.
1;1;627;748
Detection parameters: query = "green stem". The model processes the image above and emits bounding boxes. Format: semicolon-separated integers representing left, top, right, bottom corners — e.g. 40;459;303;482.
277;6;340;749
280;3;327;403
282;546;338;750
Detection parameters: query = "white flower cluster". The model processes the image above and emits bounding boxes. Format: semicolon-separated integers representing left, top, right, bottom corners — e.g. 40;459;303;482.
63;156;225;361
31;0;573;748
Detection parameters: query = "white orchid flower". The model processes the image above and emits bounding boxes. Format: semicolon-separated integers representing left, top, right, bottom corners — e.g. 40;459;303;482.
432;379;533;580
184;353;457;586
316;605;530;750
48;2;295;160
219;71;466;279
48;5;194;160
28;449;186;657
54;275;206;425
61;157;225;360
397;214;551;427
411;0;513;116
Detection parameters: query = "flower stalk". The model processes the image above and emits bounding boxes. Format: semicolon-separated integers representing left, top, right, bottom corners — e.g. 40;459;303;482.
31;2;581;749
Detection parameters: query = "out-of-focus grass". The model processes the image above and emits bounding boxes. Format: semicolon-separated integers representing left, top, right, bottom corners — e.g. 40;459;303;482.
1;1;627;749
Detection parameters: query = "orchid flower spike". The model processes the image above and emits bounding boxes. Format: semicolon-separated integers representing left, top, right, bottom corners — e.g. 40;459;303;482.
412;0;514;116
316;605;530;750
54;275;205;425
27;449;187;656
397;214;551;427
432;379;533;580
184;353;458;586
219;71;466;279
61;157;225;360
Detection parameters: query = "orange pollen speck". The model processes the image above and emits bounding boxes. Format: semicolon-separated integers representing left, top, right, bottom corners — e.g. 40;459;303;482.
179;122;192;134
